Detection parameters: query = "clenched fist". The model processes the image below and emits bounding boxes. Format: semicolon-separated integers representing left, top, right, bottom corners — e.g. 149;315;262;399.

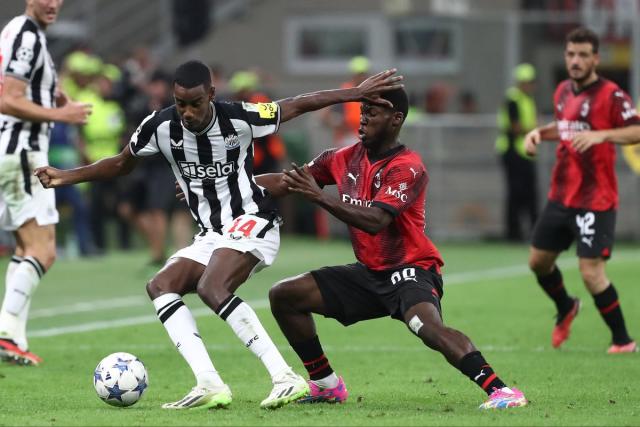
33;166;67;188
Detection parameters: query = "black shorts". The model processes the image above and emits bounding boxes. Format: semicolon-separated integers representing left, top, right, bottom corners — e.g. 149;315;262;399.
311;262;443;326
531;201;616;259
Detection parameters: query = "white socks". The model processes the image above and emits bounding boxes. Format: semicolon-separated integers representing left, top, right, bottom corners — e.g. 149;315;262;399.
153;293;224;388
312;373;340;389
217;295;289;379
0;256;42;350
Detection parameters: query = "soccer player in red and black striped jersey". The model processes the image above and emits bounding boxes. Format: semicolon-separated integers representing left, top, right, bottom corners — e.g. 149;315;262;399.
525;28;640;353
265;88;527;409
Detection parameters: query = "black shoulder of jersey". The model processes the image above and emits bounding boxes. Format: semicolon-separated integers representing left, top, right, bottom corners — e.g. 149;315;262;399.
215;101;246;120
158;105;179;122
137;107;173;143
22;18;39;34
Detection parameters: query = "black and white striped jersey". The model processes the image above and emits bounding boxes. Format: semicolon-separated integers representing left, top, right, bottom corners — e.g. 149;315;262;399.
0;15;57;155
130;101;280;232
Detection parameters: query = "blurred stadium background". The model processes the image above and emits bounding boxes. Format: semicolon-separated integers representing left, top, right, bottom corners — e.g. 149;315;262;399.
2;2;640;425
2;0;640;255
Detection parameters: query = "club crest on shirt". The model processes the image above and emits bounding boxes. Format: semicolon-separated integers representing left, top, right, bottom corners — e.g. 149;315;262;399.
224;134;240;150
374;170;383;189
580;100;590;118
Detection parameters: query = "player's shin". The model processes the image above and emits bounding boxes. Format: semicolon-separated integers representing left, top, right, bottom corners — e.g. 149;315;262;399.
458;351;508;394
535;265;574;315
216;294;289;377
153;293;224;388
290;335;339;388
0;256;43;350
593;283;633;345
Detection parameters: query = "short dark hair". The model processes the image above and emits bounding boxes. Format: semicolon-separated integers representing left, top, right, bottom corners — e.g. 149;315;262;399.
380;88;409;122
566;27;599;53
173;60;211;89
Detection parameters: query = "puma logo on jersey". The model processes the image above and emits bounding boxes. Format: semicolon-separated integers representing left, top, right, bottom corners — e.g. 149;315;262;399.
410;167;419;178
347;172;359;183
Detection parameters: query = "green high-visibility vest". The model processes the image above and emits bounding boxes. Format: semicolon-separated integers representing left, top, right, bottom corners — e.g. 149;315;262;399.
495;86;536;159
76;89;125;163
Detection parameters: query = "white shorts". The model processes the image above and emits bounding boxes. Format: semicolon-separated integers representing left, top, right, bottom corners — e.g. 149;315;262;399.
170;213;280;277
0;151;58;231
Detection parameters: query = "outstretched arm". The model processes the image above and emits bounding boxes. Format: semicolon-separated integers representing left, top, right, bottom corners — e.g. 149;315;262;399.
524;121;558;156
34;146;138;188
571;125;640;153
255;173;290;197
277;69;403;123
283;163;392;234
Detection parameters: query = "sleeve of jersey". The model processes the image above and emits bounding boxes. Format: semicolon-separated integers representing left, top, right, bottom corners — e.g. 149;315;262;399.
129;112;160;157
307;149;337;187
371;163;428;217
234;101;281;138
609;89;640;127
5;30;41;81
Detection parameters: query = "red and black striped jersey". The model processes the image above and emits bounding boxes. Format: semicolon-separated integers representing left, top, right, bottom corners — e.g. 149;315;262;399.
308;143;443;272
550;78;640;211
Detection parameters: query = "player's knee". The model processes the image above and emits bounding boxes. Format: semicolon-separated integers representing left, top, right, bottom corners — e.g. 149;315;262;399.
195;281;230;311
579;265;603;288
269;279;296;309
146;277;167;299
528;255;550;274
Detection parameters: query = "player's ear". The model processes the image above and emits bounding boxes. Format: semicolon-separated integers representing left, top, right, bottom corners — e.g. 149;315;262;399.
392;111;404;127
208;85;215;101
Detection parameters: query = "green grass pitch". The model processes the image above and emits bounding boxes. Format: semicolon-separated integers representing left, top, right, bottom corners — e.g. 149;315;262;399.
0;236;638;426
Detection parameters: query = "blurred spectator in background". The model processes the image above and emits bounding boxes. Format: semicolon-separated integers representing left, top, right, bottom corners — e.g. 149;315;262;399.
48;122;94;257
424;82;452;114
119;70;193;267
210;64;228;96
458;89;479;114
228;70;287;175
321;56;370;149
495;63;539;242
75;60;131;253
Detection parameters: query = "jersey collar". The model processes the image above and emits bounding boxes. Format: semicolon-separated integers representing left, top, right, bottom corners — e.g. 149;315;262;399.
185;102;217;136
571;77;602;95
367;144;405;163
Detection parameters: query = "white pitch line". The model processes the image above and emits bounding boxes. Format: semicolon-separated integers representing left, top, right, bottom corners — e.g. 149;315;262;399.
30;296;148;319
28;250;639;338
29;300;270;338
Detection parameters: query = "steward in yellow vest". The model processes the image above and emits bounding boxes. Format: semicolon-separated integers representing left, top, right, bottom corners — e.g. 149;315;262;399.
496;63;539;241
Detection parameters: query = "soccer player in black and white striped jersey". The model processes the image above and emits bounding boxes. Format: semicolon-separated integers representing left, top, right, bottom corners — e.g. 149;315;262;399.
0;0;91;366
35;60;403;409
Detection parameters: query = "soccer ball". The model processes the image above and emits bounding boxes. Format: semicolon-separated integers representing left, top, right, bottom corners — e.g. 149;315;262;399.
93;352;148;407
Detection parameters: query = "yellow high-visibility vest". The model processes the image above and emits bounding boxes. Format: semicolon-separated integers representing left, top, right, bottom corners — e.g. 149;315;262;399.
496;86;537;159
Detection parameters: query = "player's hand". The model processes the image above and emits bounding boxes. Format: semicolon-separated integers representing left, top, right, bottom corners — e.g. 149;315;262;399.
175;181;186;203
355;69;404;108
524;128;542;156
571;130;607;153
57;101;92;125
33;166;66;188
283;162;322;202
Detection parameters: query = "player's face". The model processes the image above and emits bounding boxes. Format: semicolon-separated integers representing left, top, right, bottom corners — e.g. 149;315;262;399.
27;0;63;27
174;83;215;132
565;42;599;83
359;103;398;148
